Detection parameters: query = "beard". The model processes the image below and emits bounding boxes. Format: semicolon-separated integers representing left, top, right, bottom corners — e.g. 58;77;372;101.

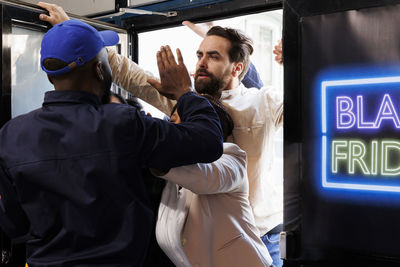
194;69;224;96
194;68;232;98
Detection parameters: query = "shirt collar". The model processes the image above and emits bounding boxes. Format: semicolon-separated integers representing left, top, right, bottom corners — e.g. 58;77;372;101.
220;83;245;100
43;90;102;107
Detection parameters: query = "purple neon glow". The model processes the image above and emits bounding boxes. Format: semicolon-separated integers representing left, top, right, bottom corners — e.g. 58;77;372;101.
321;76;400;192
336;96;355;129
357;96;375;128
336;94;400;129
374;94;400;128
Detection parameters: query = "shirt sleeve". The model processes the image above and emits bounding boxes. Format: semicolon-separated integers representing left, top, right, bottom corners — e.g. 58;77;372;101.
158;143;247;194
263;86;283;128
108;49;176;115
0;160;30;240
131;92;224;171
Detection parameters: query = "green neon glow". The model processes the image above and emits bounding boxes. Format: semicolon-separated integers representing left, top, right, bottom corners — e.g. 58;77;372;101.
331;139;400;176
371;140;378;175
332;140;348;173
349;140;370;175
381;140;400;176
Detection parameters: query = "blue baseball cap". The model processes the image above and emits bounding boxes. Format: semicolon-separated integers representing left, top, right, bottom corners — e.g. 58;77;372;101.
40;19;119;76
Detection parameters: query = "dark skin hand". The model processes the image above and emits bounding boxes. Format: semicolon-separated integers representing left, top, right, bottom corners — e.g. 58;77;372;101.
38;2;192;101
147;45;192;100
38;2;70;25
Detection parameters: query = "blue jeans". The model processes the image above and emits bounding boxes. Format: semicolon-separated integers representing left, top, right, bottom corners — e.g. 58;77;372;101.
261;232;283;267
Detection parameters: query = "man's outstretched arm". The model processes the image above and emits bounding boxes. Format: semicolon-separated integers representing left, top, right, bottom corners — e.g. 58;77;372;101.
133;46;223;169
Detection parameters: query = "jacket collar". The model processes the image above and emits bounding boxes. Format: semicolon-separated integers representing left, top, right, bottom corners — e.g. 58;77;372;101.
43;90;102;107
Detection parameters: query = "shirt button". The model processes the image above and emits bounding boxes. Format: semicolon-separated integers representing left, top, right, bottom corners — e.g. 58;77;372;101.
182;238;187;246
247;127;251;132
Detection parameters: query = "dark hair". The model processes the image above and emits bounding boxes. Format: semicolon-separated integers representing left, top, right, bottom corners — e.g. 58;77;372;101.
201;94;234;141
170;94;233;141
206;26;254;81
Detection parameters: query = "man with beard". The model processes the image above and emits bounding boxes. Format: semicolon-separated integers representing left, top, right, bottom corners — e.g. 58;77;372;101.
0;17;224;266
182;20;265;90
110;27;284;267
186;27;284;267
108;26;284;267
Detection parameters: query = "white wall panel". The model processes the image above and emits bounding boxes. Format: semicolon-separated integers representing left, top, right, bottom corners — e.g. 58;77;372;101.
128;0;168;7
21;0;115;16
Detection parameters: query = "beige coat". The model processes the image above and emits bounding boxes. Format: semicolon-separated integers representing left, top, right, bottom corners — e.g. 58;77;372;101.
156;143;272;267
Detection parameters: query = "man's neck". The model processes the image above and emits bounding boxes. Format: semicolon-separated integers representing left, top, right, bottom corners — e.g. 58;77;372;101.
53;76;101;98
222;78;240;92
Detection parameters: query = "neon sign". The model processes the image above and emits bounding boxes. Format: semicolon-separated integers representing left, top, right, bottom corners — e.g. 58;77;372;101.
336;94;400;129
321;76;400;192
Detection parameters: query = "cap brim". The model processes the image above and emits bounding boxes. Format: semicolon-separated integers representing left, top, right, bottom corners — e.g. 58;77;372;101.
100;30;120;46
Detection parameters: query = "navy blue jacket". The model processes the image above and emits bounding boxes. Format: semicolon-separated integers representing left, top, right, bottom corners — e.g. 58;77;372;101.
0;90;223;266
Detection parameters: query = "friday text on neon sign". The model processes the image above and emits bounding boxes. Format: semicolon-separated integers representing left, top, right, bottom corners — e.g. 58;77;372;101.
320;76;400;192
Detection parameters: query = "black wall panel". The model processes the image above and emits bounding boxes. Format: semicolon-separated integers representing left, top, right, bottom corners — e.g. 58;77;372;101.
284;1;400;266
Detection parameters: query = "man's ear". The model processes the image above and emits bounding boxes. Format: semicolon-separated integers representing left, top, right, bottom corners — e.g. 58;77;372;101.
232;62;243;78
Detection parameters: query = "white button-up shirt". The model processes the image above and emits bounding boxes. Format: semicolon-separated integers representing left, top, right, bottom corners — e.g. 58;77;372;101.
221;84;283;236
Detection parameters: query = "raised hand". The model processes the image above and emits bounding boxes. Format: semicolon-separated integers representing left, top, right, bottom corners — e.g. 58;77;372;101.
38;2;70;25
147;46;191;100
273;39;283;65
182;20;214;38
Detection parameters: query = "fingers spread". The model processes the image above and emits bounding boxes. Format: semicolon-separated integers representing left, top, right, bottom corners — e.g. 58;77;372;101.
159;46;170;69
165;46;177;66
176;48;184;66
156;50;165;73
